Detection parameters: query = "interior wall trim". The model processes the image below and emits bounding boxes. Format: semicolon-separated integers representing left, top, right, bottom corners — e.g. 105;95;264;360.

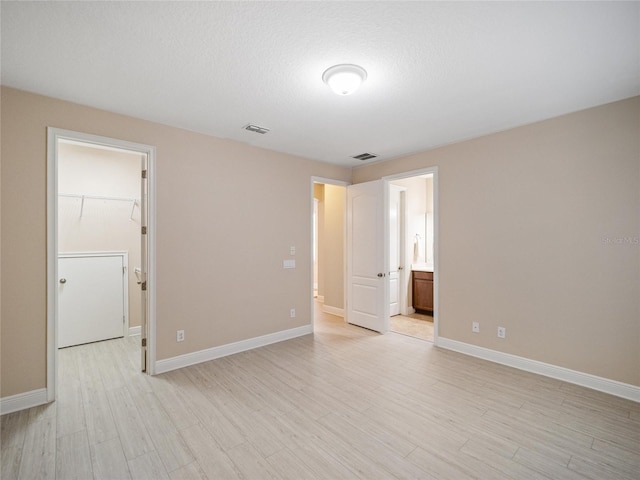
155;324;313;375
437;337;640;402
128;326;141;336
0;389;48;415
322;305;344;318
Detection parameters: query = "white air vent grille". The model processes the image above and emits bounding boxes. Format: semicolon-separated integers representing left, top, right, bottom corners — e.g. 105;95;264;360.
351;152;378;161
243;124;270;134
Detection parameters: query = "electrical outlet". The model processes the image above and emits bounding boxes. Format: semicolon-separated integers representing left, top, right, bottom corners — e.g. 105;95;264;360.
290;308;296;318
497;327;506;339
472;322;480;333
177;330;185;342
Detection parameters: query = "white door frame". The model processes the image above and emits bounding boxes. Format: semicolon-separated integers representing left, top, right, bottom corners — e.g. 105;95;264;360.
46;128;157;402
310;176;349;331
383;167;439;344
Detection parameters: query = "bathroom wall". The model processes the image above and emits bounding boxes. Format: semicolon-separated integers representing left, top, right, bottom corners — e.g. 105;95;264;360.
391;176;428;265
58;142;143;329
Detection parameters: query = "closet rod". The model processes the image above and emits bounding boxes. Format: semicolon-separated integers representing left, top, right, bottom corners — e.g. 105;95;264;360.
58;193;140;219
58;193;140;202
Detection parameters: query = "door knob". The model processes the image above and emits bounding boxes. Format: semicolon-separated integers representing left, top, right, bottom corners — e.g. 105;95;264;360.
377;273;385;277
59;278;67;284
398;266;404;270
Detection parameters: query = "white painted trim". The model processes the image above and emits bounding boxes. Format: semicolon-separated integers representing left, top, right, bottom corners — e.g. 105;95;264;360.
47;128;157;405
0;389;48;415
437;337;640;403
316;295;325;303
322;305;344;317
128;325;141;336
155;325;313;374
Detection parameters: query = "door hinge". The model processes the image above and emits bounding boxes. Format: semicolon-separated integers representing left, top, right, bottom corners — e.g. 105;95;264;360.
141;226;147;235
141;281;147;291
141;338;147;347
141;169;147;179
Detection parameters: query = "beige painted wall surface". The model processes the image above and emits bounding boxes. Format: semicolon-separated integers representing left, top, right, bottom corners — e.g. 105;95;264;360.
0;87;351;398
58;142;143;329
322;184;345;310
354;97;640;386
313;184;325;298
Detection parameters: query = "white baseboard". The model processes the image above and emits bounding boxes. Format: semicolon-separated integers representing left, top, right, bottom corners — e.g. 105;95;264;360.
322;305;344;317
316;295;325;303
128;325;141;336
155;324;313;375
437;337;640;403
1;388;48;415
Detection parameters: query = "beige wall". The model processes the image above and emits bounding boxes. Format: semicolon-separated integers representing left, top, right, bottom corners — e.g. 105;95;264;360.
0;87;351;398
322;184;345;311
391;176;429;265
313;184;325;298
354;97;640;386
313;183;345;311
58;142;143;328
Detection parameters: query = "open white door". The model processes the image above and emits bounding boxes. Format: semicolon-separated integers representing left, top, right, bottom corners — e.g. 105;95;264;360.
389;185;405;317
346;180;388;332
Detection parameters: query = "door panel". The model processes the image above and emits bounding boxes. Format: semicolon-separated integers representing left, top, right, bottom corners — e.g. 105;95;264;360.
58;254;125;348
347;180;387;332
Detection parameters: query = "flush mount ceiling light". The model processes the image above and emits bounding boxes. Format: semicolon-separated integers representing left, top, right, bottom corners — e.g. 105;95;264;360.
322;64;367;96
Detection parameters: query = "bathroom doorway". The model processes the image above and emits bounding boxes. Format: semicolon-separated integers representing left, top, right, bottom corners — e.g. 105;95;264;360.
387;172;436;341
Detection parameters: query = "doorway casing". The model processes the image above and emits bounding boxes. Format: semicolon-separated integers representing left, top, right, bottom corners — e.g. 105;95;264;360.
46;128;157;402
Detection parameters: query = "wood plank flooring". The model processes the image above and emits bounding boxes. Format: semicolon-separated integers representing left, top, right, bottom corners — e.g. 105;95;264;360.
2;306;639;479
390;312;434;341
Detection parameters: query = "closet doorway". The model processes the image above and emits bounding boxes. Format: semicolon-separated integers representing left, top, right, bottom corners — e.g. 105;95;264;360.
46;128;156;402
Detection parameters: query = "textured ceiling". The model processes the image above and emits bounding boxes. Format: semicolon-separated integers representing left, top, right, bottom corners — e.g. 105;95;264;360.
2;1;639;167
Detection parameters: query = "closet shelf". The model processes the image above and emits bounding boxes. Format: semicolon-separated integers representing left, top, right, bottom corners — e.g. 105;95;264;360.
58;193;140;219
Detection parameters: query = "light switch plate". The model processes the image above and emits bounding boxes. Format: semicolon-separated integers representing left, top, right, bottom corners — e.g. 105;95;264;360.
283;259;296;269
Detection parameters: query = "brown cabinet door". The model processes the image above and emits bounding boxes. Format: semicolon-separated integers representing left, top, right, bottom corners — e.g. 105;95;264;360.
412;272;434;312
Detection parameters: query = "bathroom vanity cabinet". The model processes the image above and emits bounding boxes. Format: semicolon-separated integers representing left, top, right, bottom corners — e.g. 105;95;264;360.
412;270;434;313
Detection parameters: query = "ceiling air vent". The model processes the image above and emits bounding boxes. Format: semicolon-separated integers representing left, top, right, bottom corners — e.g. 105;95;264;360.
243;124;270;134
351;152;378;161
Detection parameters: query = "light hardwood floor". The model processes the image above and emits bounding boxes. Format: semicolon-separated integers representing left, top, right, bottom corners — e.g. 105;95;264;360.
390;312;434;341
2;307;639;479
